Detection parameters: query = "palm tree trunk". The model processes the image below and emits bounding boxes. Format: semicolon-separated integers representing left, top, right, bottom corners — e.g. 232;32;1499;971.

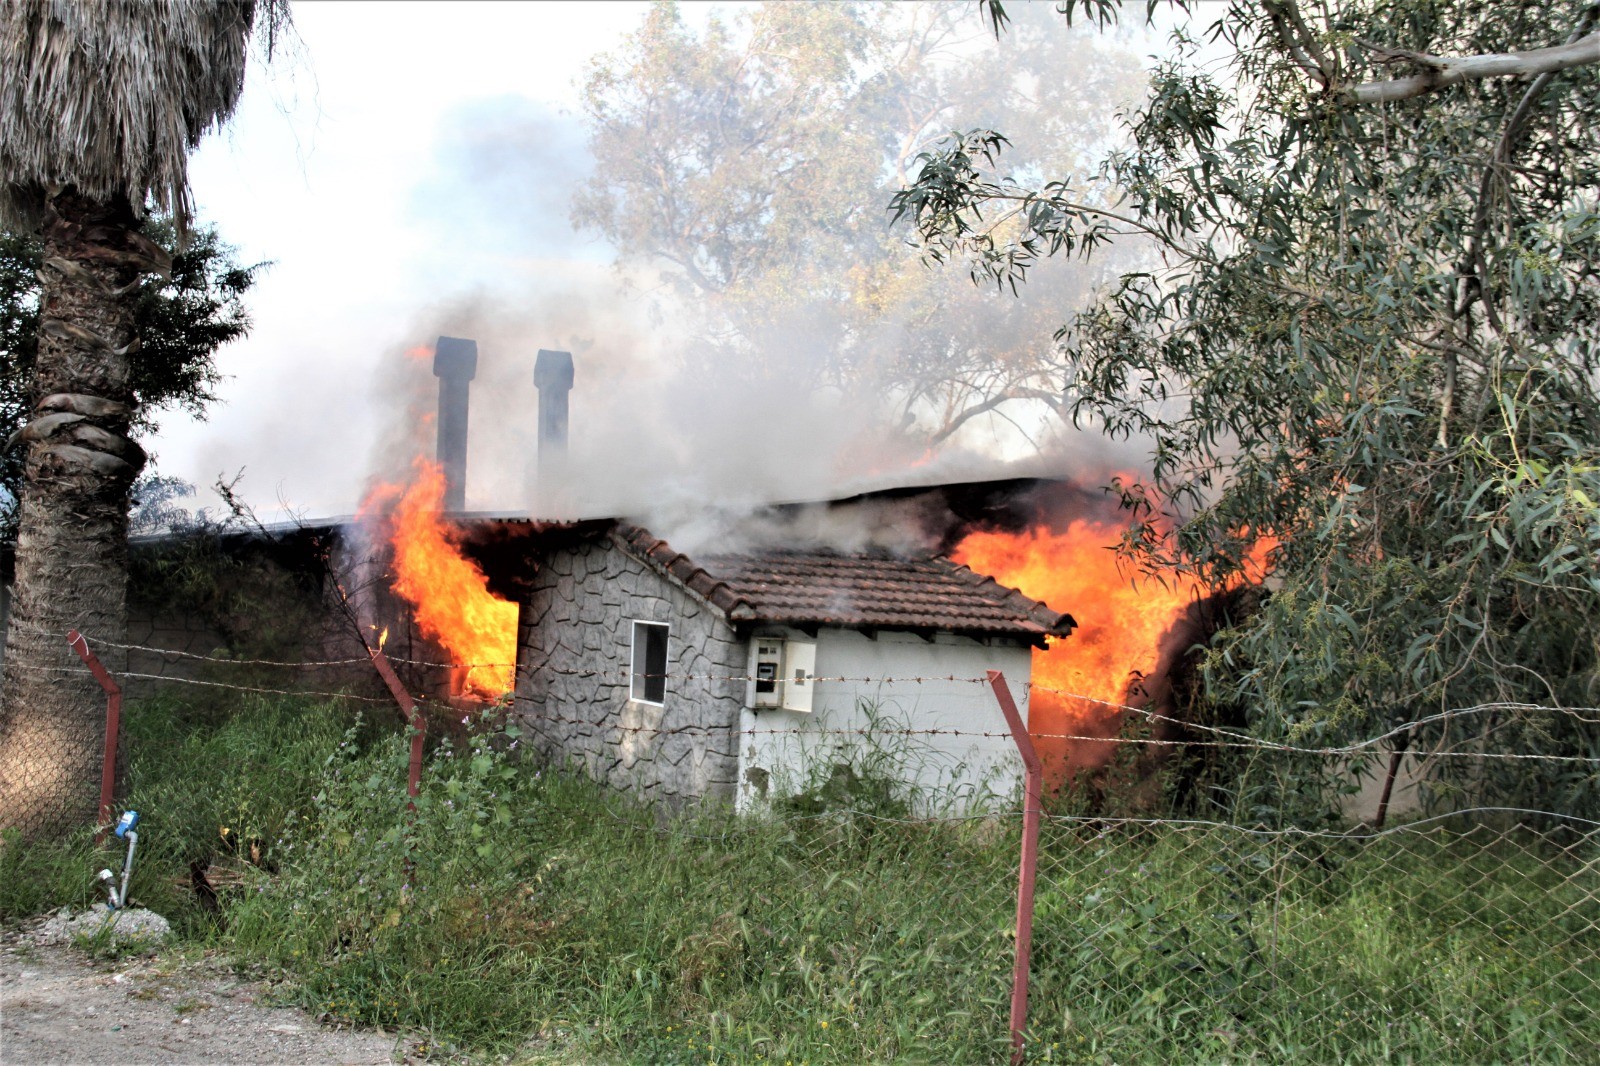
0;190;151;839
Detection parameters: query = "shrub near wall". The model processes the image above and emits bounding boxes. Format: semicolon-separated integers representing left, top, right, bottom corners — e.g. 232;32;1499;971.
127;525;347;673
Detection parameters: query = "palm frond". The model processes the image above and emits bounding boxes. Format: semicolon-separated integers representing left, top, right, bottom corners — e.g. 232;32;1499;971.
0;0;291;229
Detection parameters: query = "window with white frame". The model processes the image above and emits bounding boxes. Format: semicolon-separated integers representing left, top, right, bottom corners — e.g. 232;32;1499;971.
630;621;668;704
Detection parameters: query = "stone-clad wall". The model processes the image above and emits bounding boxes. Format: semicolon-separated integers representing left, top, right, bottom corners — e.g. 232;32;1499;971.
514;533;748;805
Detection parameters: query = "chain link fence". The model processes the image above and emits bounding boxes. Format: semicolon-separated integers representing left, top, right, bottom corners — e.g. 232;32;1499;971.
3;631;1597;1062
1024;813;1598;1061
0;623;122;838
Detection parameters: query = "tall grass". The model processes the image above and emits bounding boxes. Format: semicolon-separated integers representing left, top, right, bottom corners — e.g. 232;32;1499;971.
6;696;1596;1063
1024;820;1598;1063
227;723;1021;1062
226;716;1598;1064
0;692;376;934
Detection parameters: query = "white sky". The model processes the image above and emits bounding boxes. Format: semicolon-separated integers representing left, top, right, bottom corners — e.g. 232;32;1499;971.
164;1;661;521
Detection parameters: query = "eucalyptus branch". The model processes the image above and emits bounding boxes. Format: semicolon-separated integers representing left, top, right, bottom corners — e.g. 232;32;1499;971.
1354;39;1448;70
1265;0;1336;87
1346;30;1600;104
1437;344;1457;450
977;191;1222;268
926;388;1023;446
1464;5;1600;337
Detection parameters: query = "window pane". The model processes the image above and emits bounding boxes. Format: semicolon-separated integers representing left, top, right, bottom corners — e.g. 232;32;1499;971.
644;624;667;704
632;621;668;704
630;621;648;700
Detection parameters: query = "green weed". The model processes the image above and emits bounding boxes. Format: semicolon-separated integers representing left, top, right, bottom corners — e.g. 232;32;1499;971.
0;692;377;935
225;713;1600;1064
0;824;100;919
6;695;1595;1064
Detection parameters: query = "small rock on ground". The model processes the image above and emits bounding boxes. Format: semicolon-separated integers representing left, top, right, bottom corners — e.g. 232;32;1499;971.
34;906;172;951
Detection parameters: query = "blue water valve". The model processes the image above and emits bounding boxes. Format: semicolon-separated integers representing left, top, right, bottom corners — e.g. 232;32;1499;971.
114;810;140;838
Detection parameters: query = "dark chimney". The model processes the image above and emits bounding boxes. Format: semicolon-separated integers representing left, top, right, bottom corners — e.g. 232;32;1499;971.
433;336;478;511
533;348;574;464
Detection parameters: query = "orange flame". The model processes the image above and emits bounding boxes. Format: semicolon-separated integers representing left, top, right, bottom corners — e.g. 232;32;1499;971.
952;507;1273;789
370;459;517;700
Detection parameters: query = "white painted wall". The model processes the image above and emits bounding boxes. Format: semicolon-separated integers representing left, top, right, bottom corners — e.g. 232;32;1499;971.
1339;748;1427;824
735;627;1034;814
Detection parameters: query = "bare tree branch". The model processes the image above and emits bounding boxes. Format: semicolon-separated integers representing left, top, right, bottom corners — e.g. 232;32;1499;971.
1348;31;1600;104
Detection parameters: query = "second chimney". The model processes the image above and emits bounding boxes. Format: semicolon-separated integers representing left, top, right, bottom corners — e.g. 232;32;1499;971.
433;336;478;511
533;348;574;465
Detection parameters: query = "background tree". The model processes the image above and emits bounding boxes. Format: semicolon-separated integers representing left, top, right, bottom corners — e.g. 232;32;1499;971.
575;1;1148;448
0;1;287;836
895;0;1600;816
0;218;261;535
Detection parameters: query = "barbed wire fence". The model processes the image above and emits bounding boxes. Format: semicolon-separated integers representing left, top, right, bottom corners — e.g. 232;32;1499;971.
7;628;1599;1062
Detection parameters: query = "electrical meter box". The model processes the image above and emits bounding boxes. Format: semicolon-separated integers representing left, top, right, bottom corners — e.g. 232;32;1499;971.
753;640;784;708
748;638;817;713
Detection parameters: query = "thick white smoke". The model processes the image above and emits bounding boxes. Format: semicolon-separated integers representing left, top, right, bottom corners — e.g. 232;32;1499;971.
344;3;1162;556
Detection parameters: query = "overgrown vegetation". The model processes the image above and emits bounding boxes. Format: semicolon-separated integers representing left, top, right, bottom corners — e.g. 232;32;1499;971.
10;696;1592;1064
894;1;1600;813
0;693;370;935
126;518;344;666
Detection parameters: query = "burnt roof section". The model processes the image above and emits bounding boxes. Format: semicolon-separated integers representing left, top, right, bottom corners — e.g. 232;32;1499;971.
611;522;1075;646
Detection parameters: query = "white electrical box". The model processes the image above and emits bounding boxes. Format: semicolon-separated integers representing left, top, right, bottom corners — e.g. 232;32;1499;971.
748;638;817;713
782;639;816;713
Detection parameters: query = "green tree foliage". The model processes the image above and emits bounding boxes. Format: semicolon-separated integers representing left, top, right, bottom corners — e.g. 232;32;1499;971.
576;1;1149;446
893;1;1600;804
0;218;260;532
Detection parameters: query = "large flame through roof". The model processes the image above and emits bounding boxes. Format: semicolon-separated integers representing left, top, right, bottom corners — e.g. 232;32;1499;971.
363;459;518;700
952;511;1272;790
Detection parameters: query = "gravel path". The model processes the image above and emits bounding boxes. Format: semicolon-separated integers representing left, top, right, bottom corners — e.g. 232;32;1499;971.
0;926;413;1065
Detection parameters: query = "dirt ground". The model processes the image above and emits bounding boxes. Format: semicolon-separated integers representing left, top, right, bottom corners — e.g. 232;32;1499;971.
0;925;416;1065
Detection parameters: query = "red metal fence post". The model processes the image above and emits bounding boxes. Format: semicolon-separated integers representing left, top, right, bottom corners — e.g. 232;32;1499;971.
989;669;1042;1065
366;644;425;801
67;630;122;845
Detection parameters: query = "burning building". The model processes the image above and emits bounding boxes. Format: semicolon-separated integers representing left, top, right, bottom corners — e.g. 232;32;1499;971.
353;450;1258;812
0;333;1323;828
351;464;1085;809
513;520;1074;810
340;337;1117;809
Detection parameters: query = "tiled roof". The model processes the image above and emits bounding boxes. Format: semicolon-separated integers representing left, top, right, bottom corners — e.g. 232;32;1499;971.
611;523;1075;644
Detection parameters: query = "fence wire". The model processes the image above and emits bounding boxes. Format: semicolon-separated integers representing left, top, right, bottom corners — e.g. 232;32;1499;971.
3;633;1597;1062
1022;813;1598;1062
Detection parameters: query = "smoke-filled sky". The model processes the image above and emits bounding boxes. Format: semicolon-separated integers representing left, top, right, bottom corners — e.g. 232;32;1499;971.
167;1;650;521
161;1;1161;534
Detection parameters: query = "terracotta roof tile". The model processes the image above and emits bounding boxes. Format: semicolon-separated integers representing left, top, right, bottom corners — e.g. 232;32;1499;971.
612;523;1074;644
